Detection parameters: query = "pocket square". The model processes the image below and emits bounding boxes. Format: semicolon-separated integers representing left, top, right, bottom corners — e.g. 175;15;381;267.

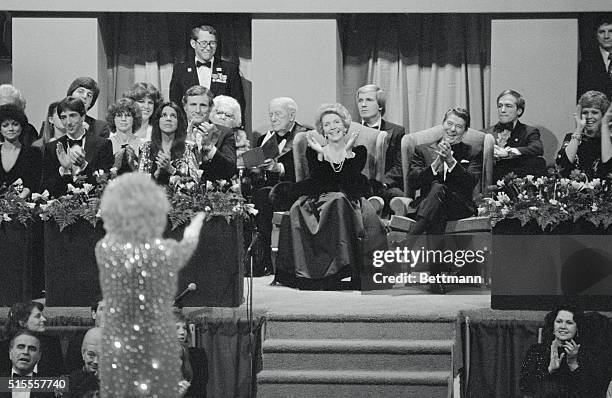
460;159;470;164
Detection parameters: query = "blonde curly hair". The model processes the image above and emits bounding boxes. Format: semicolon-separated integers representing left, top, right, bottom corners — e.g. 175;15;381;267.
314;103;352;136
99;172;169;241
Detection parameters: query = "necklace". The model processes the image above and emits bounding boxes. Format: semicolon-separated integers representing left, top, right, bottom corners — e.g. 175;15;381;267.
329;158;345;173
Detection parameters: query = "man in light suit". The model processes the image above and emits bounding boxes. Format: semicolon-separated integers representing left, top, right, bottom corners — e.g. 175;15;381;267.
182;85;237;183
408;108;481;235
578;15;612;100
41;97;113;198
170;25;245;121
483;89;546;182
357;84;406;217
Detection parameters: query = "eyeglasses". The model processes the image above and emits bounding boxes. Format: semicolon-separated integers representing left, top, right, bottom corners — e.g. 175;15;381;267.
114;112;133;119
194;40;217;48
214;110;234;119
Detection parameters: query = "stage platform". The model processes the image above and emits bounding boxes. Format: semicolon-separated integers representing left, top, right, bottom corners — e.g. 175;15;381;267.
4;277;606;397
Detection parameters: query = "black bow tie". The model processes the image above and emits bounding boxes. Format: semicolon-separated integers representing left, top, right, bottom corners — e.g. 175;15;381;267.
196;60;211;68
497;122;513;132
68;137;84;148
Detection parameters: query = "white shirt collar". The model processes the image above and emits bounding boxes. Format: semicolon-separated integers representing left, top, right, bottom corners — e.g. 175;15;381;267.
11;366;34;376
362;116;382;129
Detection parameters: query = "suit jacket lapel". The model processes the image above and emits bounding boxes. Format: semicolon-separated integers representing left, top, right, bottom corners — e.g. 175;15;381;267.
186;61;199;87
84;131;96;166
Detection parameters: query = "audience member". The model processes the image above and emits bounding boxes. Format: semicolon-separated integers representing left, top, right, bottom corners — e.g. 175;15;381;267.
0;301;64;377
356;84;406;216
169;25;245;120
64;299;105;375
138;101;200;184
181;86;237;183
520;305;607;397
578;15;612;100
106;98;145;173
408;108;481;235
123;82;163;141
483;89;546;181
0;104;42;197
33;101;66;152
556;90;612;180
41;96;113;198
275;103;387;290
249;97;308;276
174;311;193;396
66;77;108;138
0;84;38;146
209;95;249;168
68;327;101;398
2;330;56;398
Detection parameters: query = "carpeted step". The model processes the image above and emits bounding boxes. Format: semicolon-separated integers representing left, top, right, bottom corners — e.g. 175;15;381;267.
257;370;450;398
264;318;455;340
262;338;452;371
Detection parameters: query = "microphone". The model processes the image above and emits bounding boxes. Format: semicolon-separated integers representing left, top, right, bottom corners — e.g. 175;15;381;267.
174;283;197;305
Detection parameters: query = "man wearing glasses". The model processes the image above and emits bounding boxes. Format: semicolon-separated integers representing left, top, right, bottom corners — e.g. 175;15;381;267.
170;25;245;121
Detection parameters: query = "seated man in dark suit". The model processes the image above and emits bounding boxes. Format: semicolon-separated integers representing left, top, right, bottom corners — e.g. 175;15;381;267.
578;15;612;100
68;327;101;398
409;108;481;235
250;97;309;276
181;85;237;183
170;25;245;123
483;89;546;182
64;298;105;375
356;84;406;216
3;330;55;397
41;96;114;198
66;77;109;138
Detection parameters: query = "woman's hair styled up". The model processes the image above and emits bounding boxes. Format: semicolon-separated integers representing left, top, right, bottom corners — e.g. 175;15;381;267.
314;103;352;135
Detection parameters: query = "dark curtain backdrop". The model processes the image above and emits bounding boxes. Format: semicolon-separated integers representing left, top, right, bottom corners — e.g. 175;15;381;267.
99;13;252;132
339;14;491;132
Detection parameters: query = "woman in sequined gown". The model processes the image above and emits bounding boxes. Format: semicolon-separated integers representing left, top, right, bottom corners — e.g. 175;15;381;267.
95;173;204;398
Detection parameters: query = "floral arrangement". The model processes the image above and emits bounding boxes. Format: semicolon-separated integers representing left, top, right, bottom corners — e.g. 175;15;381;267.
167;175;257;230
477;169;612;231
0;179;35;226
1;170;256;232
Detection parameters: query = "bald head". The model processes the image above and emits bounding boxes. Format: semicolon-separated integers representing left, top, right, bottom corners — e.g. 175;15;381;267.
268;97;297;134
81;327;102;373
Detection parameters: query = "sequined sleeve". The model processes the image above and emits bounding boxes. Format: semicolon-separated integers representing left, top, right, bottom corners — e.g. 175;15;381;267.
520;344;548;396
165;235;200;272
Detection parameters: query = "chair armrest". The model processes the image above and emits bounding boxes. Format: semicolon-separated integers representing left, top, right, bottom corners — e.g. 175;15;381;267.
389;197;414;217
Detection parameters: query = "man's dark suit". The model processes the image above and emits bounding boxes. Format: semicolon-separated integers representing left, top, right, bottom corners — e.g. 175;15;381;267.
578;50;612;100
483;120;546;181
250;122;308;276
169;58;245;115
199;124;238;183
408;140;481;234
380;119;406;190
41;132;114;198
84;115;109;139
68;367;99;398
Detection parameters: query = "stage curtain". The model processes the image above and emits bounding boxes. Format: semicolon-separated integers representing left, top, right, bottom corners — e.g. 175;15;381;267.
465;319;540;398
194;314;264;398
98;13;252;130
339;14;491;132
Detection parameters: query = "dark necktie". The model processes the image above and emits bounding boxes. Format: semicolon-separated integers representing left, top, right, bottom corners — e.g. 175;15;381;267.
196;60;211;68
498;122;513;132
68;137;84;148
608;54;612;80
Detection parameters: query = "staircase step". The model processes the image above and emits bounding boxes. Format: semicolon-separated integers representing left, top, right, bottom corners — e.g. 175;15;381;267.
262;339;452;371
264;319;455;340
257;383;449;398
257;369;450;385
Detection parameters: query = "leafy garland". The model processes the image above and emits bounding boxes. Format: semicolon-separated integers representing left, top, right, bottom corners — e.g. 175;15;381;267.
0;169;257;232
477;169;612;231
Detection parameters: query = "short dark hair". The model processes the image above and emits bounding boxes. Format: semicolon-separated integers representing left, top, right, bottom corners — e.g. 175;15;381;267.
0;104;29;145
190;25;218;41
9;329;41;351
66;77;100;109
595;14;612;32
106;98;143;133
443;107;471;130
57;96;87;117
6;301;44;338
496;89;526;115
182;85;214;108
541;304;584;344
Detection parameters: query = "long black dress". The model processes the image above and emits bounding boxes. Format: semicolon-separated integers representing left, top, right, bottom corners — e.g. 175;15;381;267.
556;133;612;180
275;145;387;289
0;144;42;192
